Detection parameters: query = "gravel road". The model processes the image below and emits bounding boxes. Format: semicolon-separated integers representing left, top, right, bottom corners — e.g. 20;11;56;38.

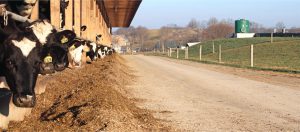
124;55;300;131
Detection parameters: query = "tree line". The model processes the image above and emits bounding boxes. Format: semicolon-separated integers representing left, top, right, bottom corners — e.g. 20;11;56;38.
114;18;300;51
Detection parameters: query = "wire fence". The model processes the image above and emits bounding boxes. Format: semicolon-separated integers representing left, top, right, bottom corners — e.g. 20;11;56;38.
147;37;300;73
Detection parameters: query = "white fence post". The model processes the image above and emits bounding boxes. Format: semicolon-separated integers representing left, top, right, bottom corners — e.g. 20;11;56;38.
199;45;202;61
162;43;165;53
177;48;179;59
219;44;222;63
187;47;189;59
271;33;273;43
251;44;254;67
212;41;215;54
170;48;172;57
185;47;187;59
185;47;189;59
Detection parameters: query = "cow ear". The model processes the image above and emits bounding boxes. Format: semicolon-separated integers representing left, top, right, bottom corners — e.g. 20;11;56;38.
56;30;76;45
68;40;82;49
81;25;87;31
24;26;33;32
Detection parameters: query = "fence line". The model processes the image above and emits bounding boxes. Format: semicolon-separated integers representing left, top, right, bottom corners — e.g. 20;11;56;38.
163;44;259;68
149;40;300;72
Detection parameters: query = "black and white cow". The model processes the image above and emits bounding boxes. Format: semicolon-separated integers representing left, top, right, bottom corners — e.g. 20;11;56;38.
26;20;76;74
95;45;107;59
96;45;115;58
86;41;97;61
0;22;43;107
0;20;75;107
66;39;100;67
67;39;87;68
107;47;115;55
0;0;38;43
1;1;76;74
41;29;76;72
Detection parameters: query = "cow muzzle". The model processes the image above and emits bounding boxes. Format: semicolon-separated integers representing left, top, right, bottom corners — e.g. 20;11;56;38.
54;63;66;71
40;63;55;75
12;94;36;107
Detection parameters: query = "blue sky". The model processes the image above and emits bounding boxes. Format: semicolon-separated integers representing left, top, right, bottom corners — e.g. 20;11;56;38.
130;0;300;29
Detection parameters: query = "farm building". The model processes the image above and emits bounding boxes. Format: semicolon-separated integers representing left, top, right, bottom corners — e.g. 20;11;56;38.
29;0;142;46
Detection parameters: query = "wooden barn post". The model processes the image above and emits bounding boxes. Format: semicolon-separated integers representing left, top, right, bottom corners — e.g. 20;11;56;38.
65;0;73;30
30;0;39;20
50;0;60;28
74;0;81;37
81;0;88;39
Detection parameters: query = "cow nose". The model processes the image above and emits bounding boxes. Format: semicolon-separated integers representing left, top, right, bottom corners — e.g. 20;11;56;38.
12;94;36;108
40;63;55;75
54;63;66;71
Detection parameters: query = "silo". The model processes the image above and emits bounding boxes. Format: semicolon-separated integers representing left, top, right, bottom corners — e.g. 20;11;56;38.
235;19;250;33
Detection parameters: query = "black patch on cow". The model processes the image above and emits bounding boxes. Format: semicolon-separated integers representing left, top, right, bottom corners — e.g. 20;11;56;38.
0;30;43;107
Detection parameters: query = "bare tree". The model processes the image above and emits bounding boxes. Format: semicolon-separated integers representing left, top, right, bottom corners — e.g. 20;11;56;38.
115;28;129;36
135;26;149;51
275;21;286;29
207;17;218;26
250;21;260;33
159;26;173;50
199;20;207;30
187;18;200;29
220;18;234;25
202;23;234;40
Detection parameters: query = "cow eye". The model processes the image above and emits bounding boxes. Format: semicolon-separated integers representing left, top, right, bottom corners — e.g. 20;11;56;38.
5;60;14;69
22;2;35;6
7;60;12;65
34;61;42;67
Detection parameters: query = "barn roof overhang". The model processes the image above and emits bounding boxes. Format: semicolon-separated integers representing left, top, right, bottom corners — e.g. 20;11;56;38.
102;0;142;27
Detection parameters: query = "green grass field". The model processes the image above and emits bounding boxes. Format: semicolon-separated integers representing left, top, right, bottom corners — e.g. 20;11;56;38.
165;37;300;72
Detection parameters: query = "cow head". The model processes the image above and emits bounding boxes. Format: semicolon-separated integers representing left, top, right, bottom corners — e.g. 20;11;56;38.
68;39;86;67
7;0;38;18
42;30;76;71
86;41;97;61
0;33;42;108
107;47;114;55
96;45;106;59
27;20;76;73
0;20;75;107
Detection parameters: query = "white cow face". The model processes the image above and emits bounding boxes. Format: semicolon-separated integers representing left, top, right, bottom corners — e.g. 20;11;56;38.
29;20;55;44
68;40;85;67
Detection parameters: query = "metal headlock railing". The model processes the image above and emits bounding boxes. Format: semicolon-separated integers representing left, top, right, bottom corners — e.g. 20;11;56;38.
1;7;105;45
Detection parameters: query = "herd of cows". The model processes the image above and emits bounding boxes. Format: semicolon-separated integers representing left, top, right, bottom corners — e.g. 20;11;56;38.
0;1;115;108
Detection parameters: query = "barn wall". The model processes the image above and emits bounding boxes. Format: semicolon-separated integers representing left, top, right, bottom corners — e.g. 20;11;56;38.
42;0;112;46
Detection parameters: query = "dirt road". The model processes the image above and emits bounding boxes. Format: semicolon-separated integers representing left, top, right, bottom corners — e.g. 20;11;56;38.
124;55;300;131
